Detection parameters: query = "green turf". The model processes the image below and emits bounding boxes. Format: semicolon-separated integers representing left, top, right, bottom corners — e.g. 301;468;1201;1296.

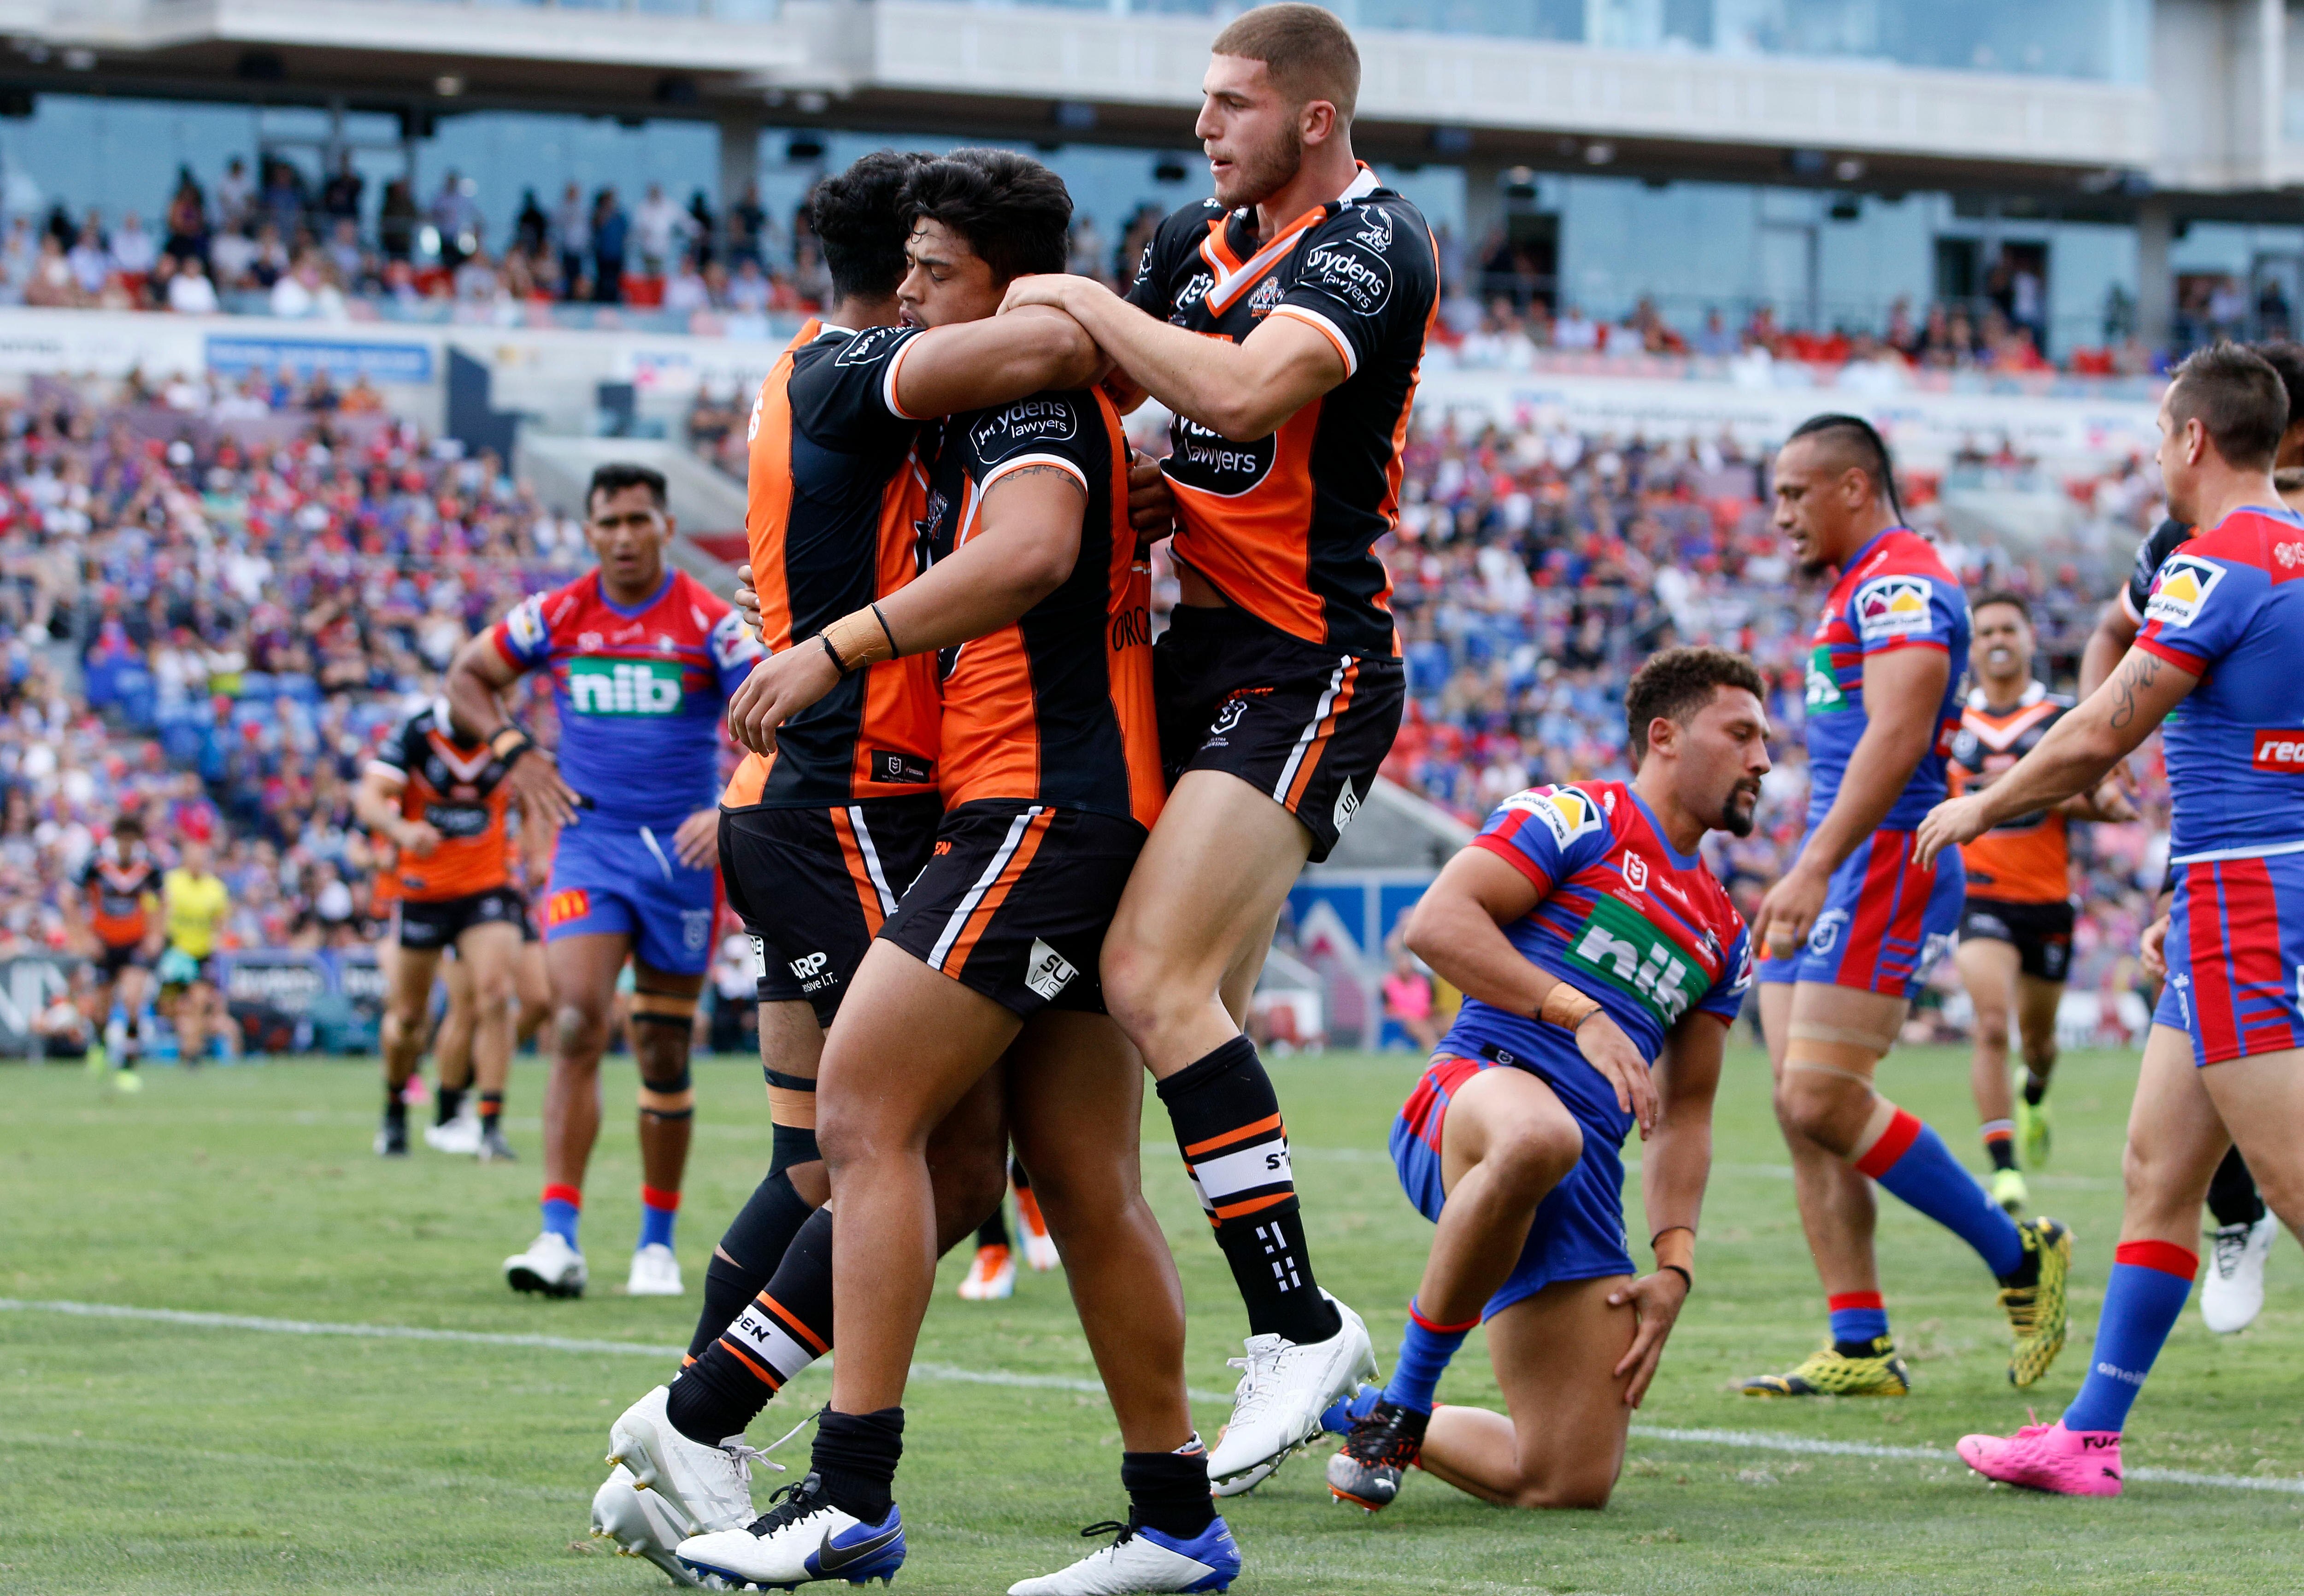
4;1043;2300;1595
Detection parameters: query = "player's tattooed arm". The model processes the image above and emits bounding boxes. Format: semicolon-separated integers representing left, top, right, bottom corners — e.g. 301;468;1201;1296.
1916;643;2198;867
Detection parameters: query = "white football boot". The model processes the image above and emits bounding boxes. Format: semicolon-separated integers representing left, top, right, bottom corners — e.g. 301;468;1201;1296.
1205;1291;1376;1497
423;1107;482;1156
1007;1516;1241;1596
628;1242;686;1297
958;1244;1016;1301
504;1230;588;1298
605;1384;765;1538
2201;1215;2279;1333
591;1461;707;1588
677;1472;906;1590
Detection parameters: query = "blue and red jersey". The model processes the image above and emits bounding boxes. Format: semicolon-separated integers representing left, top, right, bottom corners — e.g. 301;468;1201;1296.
489;568;761;829
1799;528;1969;831
1434;780;1750;1144
2134;505;2304;864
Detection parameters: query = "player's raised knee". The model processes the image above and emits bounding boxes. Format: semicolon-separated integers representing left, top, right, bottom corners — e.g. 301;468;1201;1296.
1481;1113;1584;1200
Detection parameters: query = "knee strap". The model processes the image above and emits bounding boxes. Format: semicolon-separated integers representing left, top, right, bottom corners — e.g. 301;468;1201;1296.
765;1067;817;1131
1787;1021;1898;1054
638;1085;695;1120
631;988;698;1028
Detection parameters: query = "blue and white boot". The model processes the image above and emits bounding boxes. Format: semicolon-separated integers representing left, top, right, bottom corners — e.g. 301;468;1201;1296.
1006;1515;1240;1596
678;1472;905;1589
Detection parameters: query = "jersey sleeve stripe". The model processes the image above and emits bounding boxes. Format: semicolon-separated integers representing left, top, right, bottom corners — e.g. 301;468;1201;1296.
1470;830;1552;890
978;453;1090;494
2117;584;2146;626
362;760;406;783
2134;633;2210;671
883;334;922;421
1267;304;1358;377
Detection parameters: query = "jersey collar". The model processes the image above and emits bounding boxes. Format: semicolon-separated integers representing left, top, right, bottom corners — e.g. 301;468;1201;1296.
595;568;674;620
1839;524;1913;579
1203;162;1387;301
1626;787;1701;874
1966;679;2045;712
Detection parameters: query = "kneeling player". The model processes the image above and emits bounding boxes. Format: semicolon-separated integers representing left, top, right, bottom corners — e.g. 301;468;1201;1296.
1326;649;1762;1513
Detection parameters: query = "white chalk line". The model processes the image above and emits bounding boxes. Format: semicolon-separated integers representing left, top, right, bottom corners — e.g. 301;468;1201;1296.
7;1298;2298;1496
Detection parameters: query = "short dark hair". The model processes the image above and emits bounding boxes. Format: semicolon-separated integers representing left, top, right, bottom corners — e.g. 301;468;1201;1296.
587;463;667;516
2254;340;2304;431
112;812;143;840
1971;590;2031;624
811;151;931;304
1211;3;1362;123
1787;411;1904;522
2167;343;2286;471
1624;646;1767;763
898;149;1071;282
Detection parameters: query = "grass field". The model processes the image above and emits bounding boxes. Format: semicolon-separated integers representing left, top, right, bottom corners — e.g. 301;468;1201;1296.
6;1041;2302;1595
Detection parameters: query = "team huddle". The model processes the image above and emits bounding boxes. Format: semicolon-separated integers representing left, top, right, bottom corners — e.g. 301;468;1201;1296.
339;4;2304;1588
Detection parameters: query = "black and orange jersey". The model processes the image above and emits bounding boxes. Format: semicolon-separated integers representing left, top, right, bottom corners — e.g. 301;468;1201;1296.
919;390;1164;829
368;701;517;902
1125;164;1437;658
77;844;158;947
723;318;943;811
1948;681;2074;904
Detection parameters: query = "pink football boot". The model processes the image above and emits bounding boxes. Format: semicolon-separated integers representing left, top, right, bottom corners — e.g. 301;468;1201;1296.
1957;1420;2123;1496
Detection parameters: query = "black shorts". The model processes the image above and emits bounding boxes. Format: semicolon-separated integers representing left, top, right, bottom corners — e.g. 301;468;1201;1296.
1959;898;2076;983
397;887;528;951
1155;603;1405;863
721;794;943;1026
878;799;1144;1018
96;941;148;982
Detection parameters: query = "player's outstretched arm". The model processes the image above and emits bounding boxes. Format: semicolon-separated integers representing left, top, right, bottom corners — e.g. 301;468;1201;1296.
1403;845;1659;1134
351;766;438;859
2079;598;2139;697
999;274;1345;443
889;305;1106;420
1612;1011;1723;1405
445;629;581;829
1755;644;1945;957
728;468;1086;757
1917;645;2198;868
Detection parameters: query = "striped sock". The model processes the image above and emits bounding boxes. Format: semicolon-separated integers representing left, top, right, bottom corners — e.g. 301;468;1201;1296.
2062;1241;2197;1434
640;1185;680;1251
1381;1299;1477;1414
1156;1036;1340;1346
668;1207;834;1445
541;1183;581;1247
1981;1120;2017;1173
1827;1290;1889;1348
1855;1106;2025;1279
479;1091;504;1133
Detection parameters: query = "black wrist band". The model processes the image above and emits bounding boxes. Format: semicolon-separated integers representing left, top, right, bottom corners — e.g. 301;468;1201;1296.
870;602;899;657
1660;1263;1692;1291
820;634;853;678
489;727;532;761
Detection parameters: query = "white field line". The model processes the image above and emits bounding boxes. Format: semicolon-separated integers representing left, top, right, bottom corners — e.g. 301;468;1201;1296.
10;1297;2301;1495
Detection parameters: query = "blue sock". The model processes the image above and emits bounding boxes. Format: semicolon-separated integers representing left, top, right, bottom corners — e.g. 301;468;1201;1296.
1321;1386;1381;1435
1827;1291;1889;1346
2063;1241;2198;1434
1381;1300;1476;1415
640;1185;679;1251
541;1183;581;1247
1857;1108;2024;1278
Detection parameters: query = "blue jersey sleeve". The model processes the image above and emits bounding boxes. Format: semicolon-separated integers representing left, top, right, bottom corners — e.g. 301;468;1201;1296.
1696;924;1753;1024
706;607;764;701
490;592;553;673
1470;786;1614;893
2136;547;2263;673
1848;568;1958;656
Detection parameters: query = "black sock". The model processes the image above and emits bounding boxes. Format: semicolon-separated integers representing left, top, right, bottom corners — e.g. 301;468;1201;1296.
688;1169;818;1358
1987;1136;2018;1173
436;1085;465;1127
976;1203;1010;1252
1156;1036;1340;1345
669;1206;835;1445
2207;1146;2267;1229
1834;1337;1889;1359
811;1407;904;1524
384;1085;407;1122
1121;1447;1217;1539
480;1091;504;1132
2022;1070;2049;1108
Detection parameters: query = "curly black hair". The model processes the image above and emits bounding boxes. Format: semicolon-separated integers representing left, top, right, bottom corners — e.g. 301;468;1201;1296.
1624;646;1766;763
898;148;1071;282
811;150;934;305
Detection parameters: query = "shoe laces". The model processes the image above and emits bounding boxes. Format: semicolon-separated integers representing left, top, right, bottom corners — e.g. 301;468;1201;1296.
1223;1335;1285;1428
722;1412;811;1485
2209;1224;2251;1276
1077;1514;1140;1551
1344;1405;1423;1468
746;1471;833;1537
